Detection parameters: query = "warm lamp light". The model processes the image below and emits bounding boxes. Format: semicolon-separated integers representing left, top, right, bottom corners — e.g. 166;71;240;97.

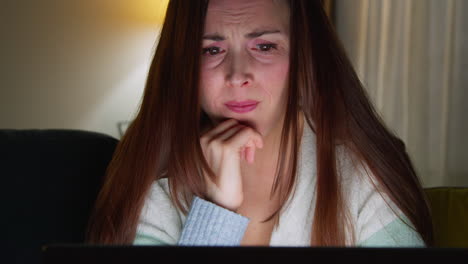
155;0;169;25
126;0;169;26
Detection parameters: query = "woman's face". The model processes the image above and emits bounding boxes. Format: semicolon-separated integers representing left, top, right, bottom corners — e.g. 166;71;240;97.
200;0;290;137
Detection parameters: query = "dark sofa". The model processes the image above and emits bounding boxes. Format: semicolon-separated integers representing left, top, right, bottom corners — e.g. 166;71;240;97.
1;129;118;264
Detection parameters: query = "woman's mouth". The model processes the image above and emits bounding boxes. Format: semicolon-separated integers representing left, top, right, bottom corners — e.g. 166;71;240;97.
225;100;259;114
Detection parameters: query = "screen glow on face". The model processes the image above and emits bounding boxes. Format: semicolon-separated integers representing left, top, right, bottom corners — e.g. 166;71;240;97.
199;0;290;137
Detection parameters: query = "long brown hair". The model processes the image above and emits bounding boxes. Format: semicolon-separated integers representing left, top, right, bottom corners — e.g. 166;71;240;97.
86;0;433;246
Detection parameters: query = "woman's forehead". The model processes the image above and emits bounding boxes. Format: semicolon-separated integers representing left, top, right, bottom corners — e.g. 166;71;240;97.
205;0;289;34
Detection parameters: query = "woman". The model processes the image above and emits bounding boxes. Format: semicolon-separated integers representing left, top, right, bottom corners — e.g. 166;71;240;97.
86;0;434;246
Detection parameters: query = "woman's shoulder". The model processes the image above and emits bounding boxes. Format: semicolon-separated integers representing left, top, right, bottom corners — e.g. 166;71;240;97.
335;146;424;246
336;146;397;217
144;177;188;220
148;177;171;197
135;178;188;245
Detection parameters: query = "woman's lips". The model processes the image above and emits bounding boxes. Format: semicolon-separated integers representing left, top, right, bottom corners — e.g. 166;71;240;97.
225;100;259;114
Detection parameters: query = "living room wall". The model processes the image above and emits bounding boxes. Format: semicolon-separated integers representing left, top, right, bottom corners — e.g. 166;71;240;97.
0;0;167;139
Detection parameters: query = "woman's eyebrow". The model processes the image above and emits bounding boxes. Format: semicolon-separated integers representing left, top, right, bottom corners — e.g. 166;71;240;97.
245;29;282;39
202;29;283;41
203;34;225;41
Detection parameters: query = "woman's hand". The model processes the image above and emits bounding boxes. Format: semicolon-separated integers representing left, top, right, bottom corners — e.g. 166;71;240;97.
200;119;264;212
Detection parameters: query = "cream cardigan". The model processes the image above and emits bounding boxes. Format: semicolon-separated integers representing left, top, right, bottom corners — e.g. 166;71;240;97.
134;120;425;247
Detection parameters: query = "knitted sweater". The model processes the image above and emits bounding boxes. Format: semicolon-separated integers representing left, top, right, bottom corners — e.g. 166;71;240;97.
133;120;426;247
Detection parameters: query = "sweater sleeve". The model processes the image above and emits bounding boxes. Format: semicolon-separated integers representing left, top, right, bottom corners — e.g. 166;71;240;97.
134;179;250;246
177;196;250;246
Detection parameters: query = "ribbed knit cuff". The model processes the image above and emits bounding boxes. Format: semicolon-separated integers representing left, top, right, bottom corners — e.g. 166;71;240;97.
177;196;250;246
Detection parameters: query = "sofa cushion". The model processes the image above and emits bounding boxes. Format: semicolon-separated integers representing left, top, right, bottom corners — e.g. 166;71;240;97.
425;187;468;247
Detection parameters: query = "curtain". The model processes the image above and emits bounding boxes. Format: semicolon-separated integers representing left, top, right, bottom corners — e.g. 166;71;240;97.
334;0;468;187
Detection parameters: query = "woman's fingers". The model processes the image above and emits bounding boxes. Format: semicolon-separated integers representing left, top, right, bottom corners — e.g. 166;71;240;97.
240;146;246;161
199;118;264;211
201;119;238;139
225;125;264;151
203;120;264;160
214;125;263;164
245;146;255;164
215;124;245;142
226;126;263;164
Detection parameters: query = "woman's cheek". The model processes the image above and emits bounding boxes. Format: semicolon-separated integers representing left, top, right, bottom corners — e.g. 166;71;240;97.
201;56;224;70
268;55;289;82
258;60;289;102
251;54;276;64
200;60;224;113
200;69;222;112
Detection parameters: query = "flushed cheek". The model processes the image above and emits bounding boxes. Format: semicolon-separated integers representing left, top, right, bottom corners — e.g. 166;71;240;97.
258;62;289;104
200;70;224;113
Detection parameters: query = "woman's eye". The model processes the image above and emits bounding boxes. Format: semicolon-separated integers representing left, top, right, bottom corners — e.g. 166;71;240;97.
255;43;278;52
202;47;224;56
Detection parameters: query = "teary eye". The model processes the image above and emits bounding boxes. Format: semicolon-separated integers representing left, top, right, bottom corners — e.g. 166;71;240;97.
256;43;278;52
202;47;224;56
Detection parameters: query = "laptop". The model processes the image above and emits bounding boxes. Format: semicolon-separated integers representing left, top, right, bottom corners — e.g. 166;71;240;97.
42;244;468;264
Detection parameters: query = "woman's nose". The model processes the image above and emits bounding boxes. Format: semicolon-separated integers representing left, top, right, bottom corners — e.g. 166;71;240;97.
225;53;252;89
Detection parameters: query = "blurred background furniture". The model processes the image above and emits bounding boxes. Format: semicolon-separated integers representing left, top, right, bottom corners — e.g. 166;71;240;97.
1;129;118;264
425;187;468;247
0;129;466;264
